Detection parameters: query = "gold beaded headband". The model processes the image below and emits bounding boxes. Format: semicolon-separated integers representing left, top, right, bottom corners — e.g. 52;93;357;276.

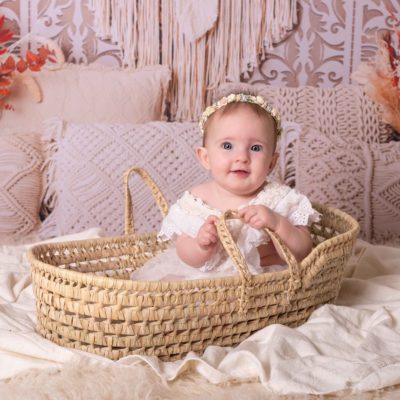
199;93;282;137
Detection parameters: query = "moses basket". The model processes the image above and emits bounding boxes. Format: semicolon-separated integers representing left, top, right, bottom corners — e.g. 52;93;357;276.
28;167;359;361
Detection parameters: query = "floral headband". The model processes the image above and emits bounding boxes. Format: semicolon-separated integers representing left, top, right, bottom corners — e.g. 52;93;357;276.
199;93;282;137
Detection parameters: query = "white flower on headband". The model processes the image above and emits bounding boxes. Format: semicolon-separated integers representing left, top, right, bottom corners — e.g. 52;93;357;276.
199;93;282;136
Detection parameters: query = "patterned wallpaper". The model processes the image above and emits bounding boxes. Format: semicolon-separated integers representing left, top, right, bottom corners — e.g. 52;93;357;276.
1;0;399;88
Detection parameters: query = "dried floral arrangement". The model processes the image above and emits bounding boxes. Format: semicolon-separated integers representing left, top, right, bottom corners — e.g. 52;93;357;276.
0;15;56;110
353;14;400;140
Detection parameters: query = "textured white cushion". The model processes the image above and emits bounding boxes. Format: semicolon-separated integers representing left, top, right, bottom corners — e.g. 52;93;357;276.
369;143;400;245
295;127;372;239
39;119;208;238
0;131;43;243
269;121;301;188
295;127;400;245
0;64;171;131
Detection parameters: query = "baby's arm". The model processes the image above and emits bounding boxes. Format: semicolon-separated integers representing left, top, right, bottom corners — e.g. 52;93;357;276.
176;215;219;268
257;241;285;266
239;205;313;262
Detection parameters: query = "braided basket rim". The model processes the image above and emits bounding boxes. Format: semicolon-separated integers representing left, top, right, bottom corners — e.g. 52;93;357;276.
28;203;360;292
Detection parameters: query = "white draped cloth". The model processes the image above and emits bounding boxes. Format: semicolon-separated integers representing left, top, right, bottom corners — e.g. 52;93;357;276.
1;229;400;395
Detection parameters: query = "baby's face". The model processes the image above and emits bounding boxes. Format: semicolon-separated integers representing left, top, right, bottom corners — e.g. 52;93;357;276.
197;106;278;198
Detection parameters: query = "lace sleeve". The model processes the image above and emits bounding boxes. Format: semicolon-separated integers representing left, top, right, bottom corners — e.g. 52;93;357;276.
158;201;205;240
274;189;320;226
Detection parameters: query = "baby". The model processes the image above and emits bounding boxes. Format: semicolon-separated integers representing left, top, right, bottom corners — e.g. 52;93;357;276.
131;93;320;281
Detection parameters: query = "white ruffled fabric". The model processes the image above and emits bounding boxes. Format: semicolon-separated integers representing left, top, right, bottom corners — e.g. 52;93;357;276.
131;182;320;281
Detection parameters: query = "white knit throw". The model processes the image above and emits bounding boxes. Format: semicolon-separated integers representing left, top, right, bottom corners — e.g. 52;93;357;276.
88;0;297;121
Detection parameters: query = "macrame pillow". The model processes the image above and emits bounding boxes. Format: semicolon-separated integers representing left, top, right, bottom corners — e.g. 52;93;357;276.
269;121;301;188
369;143;400;245
295;127;400;245
39;119;299;239
0;131;43;243
0;64;171;131
39;119;209;239
295;127;371;239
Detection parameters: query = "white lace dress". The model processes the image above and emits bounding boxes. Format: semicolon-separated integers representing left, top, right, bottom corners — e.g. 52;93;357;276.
130;181;320;281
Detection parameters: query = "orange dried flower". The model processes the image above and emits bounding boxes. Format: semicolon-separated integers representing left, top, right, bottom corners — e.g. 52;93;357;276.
353;13;400;136
0;14;56;110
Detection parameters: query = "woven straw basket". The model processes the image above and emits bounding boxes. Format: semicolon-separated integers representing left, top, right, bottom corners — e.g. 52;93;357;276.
28;167;359;361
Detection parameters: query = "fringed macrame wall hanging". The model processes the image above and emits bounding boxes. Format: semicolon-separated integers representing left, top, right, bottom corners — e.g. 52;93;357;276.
89;0;297;121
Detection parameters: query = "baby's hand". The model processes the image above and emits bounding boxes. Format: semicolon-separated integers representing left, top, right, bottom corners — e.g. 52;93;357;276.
197;215;219;249
239;205;280;231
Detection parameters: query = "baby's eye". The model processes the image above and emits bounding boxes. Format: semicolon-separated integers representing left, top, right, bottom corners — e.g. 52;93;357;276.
250;144;262;152
222;142;232;150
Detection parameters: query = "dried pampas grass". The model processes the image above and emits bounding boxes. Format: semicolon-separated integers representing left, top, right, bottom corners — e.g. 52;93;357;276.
353;64;400;133
353;32;400;134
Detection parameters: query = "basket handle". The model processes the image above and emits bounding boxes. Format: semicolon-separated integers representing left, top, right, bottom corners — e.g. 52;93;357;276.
124;166;169;235
216;210;302;313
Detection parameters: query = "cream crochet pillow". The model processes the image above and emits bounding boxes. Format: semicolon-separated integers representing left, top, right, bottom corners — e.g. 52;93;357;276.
296;127;400;245
39;119;208;238
0;131;43;243
0;64;171;131
369;143;400;245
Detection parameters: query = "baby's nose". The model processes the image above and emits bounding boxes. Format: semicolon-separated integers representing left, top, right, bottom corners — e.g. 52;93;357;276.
236;148;249;161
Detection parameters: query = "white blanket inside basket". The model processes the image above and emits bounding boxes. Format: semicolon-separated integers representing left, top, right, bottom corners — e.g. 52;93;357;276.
1;229;400;396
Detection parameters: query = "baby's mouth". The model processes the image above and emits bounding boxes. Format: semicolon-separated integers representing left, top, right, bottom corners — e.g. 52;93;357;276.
231;169;250;176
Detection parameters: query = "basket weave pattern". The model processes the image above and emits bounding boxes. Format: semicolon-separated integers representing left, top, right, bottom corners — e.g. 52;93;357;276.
28;167;359;360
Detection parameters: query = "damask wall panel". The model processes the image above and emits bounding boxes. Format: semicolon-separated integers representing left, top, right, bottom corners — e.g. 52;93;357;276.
1;0;122;65
1;0;398;85
250;0;400;87
35;0;122;65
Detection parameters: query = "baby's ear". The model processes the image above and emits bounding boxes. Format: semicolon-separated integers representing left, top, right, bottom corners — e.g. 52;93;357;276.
269;152;279;173
196;146;211;170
